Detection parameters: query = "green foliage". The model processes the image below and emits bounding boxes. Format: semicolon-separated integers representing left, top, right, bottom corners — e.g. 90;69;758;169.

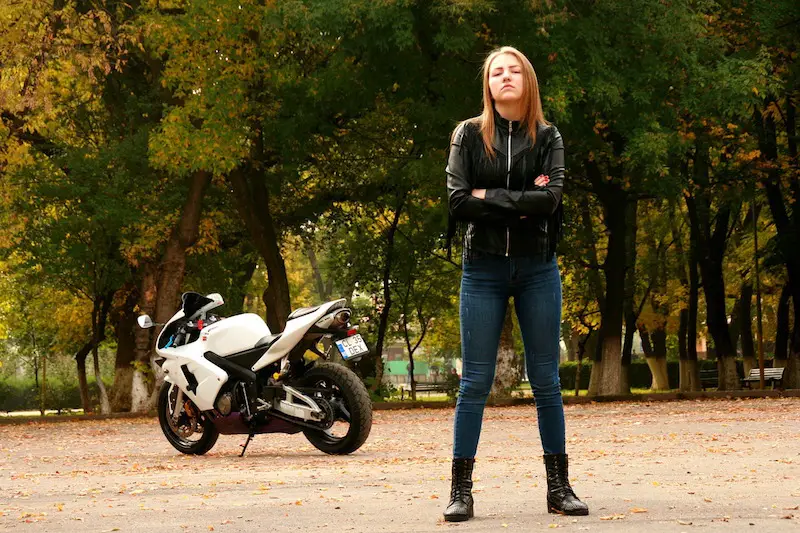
558;359;761;391
0;377;109;413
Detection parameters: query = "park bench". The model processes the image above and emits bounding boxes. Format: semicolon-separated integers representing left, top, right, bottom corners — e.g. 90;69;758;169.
699;369;718;390
741;367;785;390
399;382;449;400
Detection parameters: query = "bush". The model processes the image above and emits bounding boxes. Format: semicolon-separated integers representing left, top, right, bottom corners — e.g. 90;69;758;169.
558;358;765;391
0;378;106;413
444;371;461;400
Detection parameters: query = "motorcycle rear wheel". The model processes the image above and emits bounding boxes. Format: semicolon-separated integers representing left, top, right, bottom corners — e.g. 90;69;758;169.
296;363;372;455
158;382;219;455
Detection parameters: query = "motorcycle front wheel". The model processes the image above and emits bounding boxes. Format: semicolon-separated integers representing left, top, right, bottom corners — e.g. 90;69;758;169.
158;382;219;455
296;362;372;455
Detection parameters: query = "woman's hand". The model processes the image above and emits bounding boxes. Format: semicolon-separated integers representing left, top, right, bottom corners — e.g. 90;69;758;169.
471;189;486;199
534;174;550;187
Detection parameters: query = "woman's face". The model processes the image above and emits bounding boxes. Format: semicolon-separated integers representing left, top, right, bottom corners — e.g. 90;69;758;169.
488;53;524;104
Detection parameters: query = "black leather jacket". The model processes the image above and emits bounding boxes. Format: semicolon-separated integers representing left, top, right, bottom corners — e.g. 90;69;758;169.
446;112;564;260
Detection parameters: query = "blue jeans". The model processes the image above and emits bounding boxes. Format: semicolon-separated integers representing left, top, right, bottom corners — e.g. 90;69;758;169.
453;253;565;458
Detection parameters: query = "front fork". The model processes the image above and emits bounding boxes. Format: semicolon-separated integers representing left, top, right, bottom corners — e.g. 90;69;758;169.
171;387;185;423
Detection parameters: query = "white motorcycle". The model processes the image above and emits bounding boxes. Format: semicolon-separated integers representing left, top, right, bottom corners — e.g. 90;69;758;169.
137;292;372;456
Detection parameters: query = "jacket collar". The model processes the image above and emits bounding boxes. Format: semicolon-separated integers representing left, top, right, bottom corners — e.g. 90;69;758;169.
491;108;532;158
493;109;523;133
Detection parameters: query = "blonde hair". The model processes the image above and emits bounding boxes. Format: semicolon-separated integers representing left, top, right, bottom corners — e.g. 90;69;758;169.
474;46;547;158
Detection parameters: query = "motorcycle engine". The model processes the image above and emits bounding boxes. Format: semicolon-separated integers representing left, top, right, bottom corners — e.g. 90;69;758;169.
215;392;233;415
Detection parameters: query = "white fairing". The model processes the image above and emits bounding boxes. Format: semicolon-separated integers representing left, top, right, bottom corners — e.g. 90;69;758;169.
252;298;346;372
202;314;271;357
158;344;228;411
153;307;231;411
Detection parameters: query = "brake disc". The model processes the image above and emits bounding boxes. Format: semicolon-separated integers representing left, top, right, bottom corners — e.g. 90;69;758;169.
168;388;199;437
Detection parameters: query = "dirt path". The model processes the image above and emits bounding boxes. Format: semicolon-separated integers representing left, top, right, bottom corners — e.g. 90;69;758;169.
1;398;798;532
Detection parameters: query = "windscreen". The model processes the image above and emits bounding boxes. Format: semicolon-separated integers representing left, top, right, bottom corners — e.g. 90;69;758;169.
181;292;214;319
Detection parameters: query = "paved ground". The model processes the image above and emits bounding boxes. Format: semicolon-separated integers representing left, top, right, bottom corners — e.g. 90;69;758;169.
1;397;798;532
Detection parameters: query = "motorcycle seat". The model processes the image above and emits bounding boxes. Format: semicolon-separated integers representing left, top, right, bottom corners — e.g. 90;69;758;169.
287;305;321;320
255;333;282;349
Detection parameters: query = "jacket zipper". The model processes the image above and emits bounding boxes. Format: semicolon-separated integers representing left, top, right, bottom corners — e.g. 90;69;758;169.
506;120;512;257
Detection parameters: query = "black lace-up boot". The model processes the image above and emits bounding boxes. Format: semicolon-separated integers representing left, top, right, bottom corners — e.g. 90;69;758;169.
544;454;589;516
443;458;475;522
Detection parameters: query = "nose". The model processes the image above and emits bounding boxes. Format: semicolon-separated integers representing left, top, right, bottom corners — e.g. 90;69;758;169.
502;70;511;82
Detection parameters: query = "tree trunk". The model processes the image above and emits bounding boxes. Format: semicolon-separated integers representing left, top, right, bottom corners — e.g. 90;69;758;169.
225;260;258;315
669;200;699;391
91;293;114;415
131;264;157;413
728;293;742;359
307;245;332;302
362;192;406;395
491;304;518;399
641;323;669;390
564;326;578;362
622;196;639;368
775;283;790;367
756;102;800;388
93;343;111;415
401;286;423;403
75;341;94;413
110;288;139;412
644;355;669;391
686;203;701;389
40;345;47;416
577;192;607;396
153;170;212;327
589;176;629;396
739;283;756;377
130;171;211;413
228;165;291;333
788;301;800;389
575;328;593;396
686;140;737;389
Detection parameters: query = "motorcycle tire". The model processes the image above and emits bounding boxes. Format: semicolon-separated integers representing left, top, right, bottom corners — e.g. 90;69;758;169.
158;381;219;455
296;362;372;455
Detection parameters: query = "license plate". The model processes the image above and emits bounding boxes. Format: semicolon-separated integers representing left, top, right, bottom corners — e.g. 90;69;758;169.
335;334;369;360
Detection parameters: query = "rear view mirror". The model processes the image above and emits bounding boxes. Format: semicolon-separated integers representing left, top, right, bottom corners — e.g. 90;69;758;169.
137;315;154;329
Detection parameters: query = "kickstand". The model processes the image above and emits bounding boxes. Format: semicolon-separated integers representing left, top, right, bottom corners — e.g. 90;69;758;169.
239;431;255;457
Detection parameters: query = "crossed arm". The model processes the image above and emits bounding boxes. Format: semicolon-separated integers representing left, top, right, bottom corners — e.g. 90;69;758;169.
447;126;564;221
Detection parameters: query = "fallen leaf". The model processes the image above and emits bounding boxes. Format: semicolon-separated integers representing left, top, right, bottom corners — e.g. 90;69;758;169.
677;519;692;525
600;514;626;520
630;507;648;513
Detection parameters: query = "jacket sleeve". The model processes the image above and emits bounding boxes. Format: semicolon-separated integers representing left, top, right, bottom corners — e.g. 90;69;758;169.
447;123;508;223
481;126;564;216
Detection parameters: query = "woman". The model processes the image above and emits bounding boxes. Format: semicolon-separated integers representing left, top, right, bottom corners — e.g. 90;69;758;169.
443;46;588;522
